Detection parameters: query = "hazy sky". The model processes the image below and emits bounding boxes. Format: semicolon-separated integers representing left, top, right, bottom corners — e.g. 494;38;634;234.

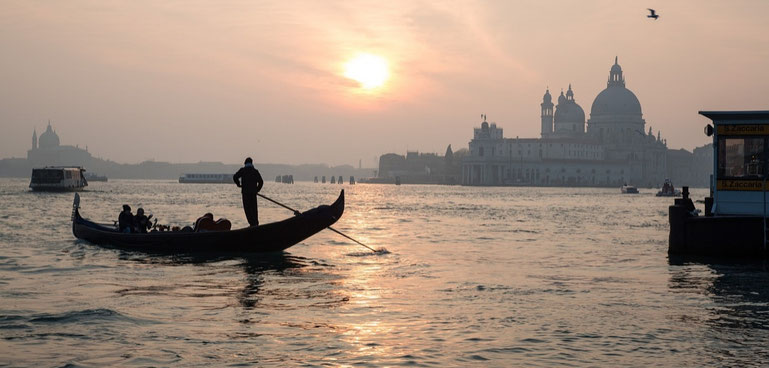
2;0;768;166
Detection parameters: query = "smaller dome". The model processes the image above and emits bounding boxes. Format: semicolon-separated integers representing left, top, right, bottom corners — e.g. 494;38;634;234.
554;101;585;125
543;89;552;104
555;85;584;127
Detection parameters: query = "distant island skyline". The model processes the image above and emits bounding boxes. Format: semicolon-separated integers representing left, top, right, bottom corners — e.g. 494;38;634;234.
0;122;393;181
1;122;455;170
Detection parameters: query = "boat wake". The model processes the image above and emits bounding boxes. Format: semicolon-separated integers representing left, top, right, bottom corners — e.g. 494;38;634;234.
347;248;390;257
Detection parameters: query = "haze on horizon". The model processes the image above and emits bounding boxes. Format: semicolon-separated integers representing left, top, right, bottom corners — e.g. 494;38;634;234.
1;0;767;166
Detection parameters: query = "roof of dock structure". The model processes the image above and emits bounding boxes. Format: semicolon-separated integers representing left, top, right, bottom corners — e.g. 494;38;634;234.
699;111;769;120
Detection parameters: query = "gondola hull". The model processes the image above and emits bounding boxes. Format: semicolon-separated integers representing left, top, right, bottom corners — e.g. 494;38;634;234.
72;190;344;253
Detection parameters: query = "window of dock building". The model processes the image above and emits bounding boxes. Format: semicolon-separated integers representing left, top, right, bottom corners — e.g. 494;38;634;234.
718;137;765;178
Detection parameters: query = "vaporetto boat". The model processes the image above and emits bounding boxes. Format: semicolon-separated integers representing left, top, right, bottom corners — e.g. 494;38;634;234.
178;173;234;184
29;166;88;191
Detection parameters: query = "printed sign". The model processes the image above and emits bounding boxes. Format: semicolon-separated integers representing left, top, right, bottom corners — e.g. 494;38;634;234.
717;179;769;191
717;125;769;136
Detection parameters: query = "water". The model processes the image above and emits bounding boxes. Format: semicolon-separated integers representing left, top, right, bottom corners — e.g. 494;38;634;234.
1;178;769;367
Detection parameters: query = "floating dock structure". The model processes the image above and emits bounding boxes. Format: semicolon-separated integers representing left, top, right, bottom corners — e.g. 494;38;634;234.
669;111;769;257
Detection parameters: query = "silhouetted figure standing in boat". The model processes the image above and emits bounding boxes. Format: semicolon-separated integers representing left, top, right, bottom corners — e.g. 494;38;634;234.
233;157;264;226
118;205;134;233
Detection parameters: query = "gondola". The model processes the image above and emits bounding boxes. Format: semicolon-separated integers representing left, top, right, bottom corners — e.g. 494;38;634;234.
71;190;344;253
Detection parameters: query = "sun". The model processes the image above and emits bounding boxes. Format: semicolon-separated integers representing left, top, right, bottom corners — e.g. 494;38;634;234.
343;53;390;89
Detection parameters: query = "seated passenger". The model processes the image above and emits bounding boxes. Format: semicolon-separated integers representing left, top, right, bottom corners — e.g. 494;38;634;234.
194;213;215;232
134;208;153;233
193;213;232;232
215;218;232;231
118;205;134;233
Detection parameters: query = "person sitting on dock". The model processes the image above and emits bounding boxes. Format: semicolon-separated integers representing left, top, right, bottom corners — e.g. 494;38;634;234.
134;208;153;233
118;205;134;233
233;157;264;227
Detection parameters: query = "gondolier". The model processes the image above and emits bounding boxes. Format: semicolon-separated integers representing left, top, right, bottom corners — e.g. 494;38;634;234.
233;157;264;226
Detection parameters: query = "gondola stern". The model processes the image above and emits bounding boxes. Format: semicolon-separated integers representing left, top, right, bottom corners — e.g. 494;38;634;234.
71;193;87;240
71;193;81;222
335;189;345;208
330;189;345;221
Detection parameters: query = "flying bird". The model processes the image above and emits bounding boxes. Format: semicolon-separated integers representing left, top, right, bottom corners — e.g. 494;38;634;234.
647;8;659;20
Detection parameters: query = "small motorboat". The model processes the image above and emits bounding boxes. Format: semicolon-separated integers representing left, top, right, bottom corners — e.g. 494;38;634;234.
621;184;639;194
71;190;344;253
656;179;681;197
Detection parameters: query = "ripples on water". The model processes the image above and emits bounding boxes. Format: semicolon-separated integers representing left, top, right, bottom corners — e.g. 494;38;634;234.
1;178;769;366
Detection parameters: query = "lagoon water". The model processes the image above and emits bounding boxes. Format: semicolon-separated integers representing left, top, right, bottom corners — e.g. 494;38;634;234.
1;178;769;367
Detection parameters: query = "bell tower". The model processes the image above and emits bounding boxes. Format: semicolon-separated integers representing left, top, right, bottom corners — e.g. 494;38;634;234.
540;88;554;137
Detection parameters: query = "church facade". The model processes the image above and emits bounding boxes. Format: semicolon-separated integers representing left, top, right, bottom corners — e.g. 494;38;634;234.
462;58;669;187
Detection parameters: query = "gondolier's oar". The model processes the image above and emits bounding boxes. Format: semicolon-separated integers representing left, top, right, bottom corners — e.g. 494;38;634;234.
257;193;379;253
257;193;301;216
324;226;378;253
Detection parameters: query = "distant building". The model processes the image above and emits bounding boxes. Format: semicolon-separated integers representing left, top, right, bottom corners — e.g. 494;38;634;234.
27;122;93;167
691;143;714;187
462;58;707;187
373;145;463;184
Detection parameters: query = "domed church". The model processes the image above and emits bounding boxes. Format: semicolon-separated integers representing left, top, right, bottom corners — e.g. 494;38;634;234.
464;58;669;187
27;122;93;166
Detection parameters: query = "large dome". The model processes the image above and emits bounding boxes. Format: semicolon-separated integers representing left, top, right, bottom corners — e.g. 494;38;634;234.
590;58;643;117
38;123;60;149
590;86;642;116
